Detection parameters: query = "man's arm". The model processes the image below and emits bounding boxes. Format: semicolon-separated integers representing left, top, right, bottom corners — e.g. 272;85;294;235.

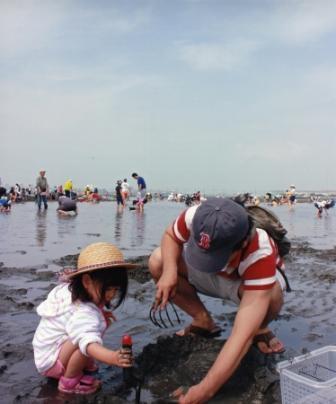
178;289;272;403
154;224;183;310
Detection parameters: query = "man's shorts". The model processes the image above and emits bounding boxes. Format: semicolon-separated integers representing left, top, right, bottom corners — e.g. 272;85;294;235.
140;189;147;199
186;261;287;305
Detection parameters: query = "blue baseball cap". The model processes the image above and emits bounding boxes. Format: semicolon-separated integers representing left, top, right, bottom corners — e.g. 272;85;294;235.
184;197;249;273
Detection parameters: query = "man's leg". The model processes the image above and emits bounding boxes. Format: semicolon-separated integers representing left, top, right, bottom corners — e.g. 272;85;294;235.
238;281;285;353
149;247;217;332
43;195;48;209
37;194;42;210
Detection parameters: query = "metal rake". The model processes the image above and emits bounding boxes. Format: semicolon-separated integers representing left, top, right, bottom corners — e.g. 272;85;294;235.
149;300;181;328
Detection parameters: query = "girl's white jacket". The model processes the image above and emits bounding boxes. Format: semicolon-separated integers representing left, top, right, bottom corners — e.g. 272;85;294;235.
32;283;108;374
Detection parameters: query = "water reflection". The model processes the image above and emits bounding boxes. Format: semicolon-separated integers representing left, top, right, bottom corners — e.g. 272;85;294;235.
115;209;124;242
323;212;333;235
286;207;296;237
130;211;146;247
36;210;47;247
57;211;77;239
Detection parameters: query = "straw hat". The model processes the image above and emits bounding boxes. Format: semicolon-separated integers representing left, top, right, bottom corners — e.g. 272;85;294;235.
67;242;138;278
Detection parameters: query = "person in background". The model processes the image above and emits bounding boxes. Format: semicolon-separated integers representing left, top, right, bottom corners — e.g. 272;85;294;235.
57;196;78;216
0;187;11;212
63;179;73;198
287;185;296;208
84;185;92;197
0;187;6;198
115;180;124;209
131;173;147;200
121;179;130;204
36;169;49;210
312;197;335;218
57;185;64;198
9;187;17;202
32;242;137;395
90;187;100;203
14;183;21;200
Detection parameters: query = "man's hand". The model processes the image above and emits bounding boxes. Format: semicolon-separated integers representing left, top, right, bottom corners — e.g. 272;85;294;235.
154;270;177;310
172;384;210;404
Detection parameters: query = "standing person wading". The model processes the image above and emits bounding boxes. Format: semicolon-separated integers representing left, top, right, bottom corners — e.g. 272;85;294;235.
36;169;49;210
149;197;287;404
131;173;146;199
121;179;130;204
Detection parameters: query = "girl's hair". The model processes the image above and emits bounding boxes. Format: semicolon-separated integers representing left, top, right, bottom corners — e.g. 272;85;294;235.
69;267;128;309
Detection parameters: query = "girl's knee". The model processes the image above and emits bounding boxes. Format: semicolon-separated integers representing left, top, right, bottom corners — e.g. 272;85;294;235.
148;248;163;277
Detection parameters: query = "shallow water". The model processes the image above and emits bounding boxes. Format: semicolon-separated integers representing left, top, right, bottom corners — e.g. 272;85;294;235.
0;200;336;403
0;200;181;267
1;201;335;267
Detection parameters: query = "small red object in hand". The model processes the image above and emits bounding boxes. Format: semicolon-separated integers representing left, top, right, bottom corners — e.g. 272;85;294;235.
122;335;133;346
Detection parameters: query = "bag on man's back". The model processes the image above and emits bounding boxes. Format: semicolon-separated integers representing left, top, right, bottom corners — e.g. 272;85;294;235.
245;205;291;257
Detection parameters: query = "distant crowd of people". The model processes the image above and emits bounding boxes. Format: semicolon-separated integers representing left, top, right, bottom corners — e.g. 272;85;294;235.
3;176;336;221
264;185;296;207
0;170;149;214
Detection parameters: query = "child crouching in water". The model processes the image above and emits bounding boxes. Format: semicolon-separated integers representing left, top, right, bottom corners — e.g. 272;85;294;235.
32;242;138;395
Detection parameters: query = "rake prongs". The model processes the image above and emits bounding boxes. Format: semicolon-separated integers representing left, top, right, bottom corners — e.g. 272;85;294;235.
169;301;181;324
149;300;181;328
149;305;163;328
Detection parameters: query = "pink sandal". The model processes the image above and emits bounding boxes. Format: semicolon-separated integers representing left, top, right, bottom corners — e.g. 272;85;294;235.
58;374;101;395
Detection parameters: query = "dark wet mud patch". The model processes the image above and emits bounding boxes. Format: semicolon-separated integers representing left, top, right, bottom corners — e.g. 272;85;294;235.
0;284;33;313
27;335;284;404
131;335;282;403
53;254;78;268
291;242;336;260
52;254;151;284
128;256;150;284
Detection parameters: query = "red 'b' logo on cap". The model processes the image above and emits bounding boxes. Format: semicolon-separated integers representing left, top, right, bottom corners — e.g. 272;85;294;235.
198;232;211;249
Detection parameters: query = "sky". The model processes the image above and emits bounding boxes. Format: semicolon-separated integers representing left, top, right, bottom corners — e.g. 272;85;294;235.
1;0;336;194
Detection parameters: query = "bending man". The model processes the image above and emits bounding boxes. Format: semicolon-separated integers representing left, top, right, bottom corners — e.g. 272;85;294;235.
149;197;286;403
57;196;77;216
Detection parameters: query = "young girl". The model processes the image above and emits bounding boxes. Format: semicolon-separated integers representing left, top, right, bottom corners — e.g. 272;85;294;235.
32;242;137;395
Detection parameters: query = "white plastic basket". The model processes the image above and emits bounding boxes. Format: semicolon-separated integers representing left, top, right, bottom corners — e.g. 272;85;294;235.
277;346;336;404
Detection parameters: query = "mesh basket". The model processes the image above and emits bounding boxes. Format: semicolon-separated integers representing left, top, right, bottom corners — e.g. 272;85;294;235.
277;346;336;404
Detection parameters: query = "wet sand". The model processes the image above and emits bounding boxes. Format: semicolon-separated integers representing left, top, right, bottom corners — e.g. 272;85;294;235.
1;238;336;403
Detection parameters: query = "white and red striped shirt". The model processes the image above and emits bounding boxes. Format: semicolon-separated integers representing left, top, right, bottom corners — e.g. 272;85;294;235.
172;206;282;291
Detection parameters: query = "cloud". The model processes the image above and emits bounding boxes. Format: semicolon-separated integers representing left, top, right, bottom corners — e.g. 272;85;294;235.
0;1;151;57
175;1;336;73
304;65;336;93
272;0;336;44
0;1;63;56
177;39;260;71
92;7;151;35
235;140;309;164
